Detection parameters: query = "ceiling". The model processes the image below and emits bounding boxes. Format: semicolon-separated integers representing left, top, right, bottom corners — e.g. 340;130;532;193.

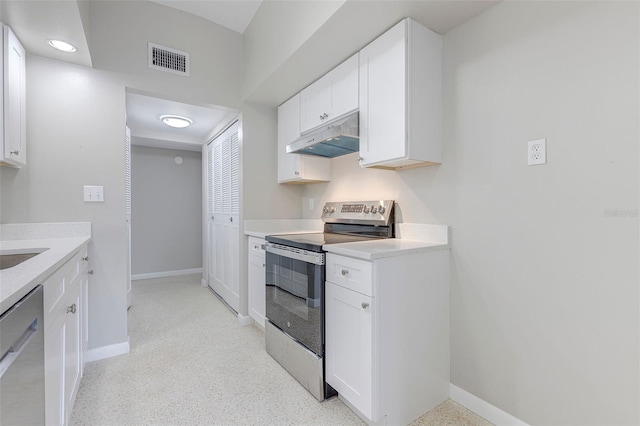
150;0;263;34
126;92;235;152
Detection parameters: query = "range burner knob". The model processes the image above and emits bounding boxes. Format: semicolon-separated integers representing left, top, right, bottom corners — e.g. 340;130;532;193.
322;205;330;214
330;207;336;213
363;205;371;214
371;205;378;214
378;205;386;214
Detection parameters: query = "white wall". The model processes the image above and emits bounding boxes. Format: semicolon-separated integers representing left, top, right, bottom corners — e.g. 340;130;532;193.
302;2;639;424
130;146;202;275
91;0;242;109
0;1;245;352
1;56;129;350
0;0;308;350
242;0;344;100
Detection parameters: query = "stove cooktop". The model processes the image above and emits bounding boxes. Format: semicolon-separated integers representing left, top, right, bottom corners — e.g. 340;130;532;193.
266;232;385;252
266;200;395;252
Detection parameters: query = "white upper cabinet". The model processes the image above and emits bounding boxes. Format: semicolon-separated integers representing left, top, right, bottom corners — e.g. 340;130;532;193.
1;24;26;168
277;93;330;183
358;18;442;169
300;53;359;133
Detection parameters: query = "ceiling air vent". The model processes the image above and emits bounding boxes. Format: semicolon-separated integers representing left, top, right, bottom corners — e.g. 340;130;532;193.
148;43;190;76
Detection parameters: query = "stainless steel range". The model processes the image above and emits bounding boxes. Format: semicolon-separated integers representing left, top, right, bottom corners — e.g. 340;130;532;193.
264;200;394;401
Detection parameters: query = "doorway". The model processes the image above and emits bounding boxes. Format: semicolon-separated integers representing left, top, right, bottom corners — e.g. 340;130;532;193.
124;89;236;309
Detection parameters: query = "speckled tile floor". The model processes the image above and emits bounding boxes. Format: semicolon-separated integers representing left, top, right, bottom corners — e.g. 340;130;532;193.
70;274;492;426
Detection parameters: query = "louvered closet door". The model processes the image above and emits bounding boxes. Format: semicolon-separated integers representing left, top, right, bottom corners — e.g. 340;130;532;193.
207;121;240;312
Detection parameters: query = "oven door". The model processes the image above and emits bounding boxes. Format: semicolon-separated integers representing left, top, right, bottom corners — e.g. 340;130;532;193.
265;243;325;356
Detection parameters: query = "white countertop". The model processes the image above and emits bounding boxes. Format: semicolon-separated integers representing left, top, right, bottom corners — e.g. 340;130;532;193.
245;221;450;260
324;238;448;260
1;223;91;313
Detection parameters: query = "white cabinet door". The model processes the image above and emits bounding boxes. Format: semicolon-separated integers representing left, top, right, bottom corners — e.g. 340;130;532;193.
300;53;359;133
43;246;89;426
1;24;26;167
277;94;330;184
359;21;406;167
45;308;66;426
359;18;442;169
248;237;266;327
64;284;82;426
325;282;374;420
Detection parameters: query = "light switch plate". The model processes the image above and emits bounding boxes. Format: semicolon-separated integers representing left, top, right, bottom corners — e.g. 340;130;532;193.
528;139;546;166
84;185;104;202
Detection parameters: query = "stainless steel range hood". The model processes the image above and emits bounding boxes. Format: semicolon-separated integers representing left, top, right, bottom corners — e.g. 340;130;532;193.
286;112;359;158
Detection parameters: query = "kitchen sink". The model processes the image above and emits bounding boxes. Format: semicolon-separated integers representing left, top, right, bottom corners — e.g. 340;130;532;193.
0;249;48;270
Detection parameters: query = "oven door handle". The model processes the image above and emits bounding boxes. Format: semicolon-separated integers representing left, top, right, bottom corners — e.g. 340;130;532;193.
265;242;325;266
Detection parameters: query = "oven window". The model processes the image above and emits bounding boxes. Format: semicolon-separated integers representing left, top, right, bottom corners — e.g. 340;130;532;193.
265;251;324;356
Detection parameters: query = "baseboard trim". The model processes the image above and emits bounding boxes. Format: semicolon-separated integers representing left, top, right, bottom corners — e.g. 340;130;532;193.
450;384;529;426
84;338;130;363
238;313;254;326
131;268;203;281
201;278;207;287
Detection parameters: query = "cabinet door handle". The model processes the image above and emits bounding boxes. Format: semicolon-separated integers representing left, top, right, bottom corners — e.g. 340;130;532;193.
229;217;233;223
341;269;349;276
82;256;89;261
294;171;300;175
10;150;19;155
67;303;77;314
361;302;369;309
260;244;266;250
88;270;94;275
262;263;266;267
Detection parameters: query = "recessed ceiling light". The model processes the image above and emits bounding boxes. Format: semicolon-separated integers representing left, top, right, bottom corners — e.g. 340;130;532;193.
48;39;77;53
160;115;193;128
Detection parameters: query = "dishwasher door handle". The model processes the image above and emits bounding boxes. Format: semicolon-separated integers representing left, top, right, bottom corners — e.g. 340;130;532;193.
0;318;38;378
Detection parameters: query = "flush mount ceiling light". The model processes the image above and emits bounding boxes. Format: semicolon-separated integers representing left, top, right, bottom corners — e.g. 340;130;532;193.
160;115;193;128
47;39;77;53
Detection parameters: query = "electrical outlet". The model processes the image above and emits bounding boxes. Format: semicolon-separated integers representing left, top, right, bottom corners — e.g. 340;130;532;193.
84;185;104;202
528;139;546;165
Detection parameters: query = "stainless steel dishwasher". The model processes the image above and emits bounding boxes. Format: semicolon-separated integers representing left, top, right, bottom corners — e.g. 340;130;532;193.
0;285;45;425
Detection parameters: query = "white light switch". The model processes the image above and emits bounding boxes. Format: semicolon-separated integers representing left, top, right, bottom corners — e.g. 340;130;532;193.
84;185;104;202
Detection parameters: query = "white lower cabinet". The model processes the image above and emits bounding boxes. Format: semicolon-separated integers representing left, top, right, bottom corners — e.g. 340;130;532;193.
325;250;450;425
247;236;266;327
44;245;90;426
325;282;373;418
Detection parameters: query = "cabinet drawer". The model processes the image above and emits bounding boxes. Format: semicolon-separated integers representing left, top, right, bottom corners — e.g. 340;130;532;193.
326;253;373;296
248;237;265;257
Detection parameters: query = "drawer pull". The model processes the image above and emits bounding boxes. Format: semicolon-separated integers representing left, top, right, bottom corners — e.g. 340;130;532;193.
361;302;369;309
82;256;89;261
88;270;94;275
67;304;77;314
341;269;349;276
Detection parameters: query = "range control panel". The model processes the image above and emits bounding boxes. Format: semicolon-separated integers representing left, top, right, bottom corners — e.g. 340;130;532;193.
321;200;394;225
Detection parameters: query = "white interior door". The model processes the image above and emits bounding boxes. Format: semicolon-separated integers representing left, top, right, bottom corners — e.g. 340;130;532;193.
125;126;132;308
